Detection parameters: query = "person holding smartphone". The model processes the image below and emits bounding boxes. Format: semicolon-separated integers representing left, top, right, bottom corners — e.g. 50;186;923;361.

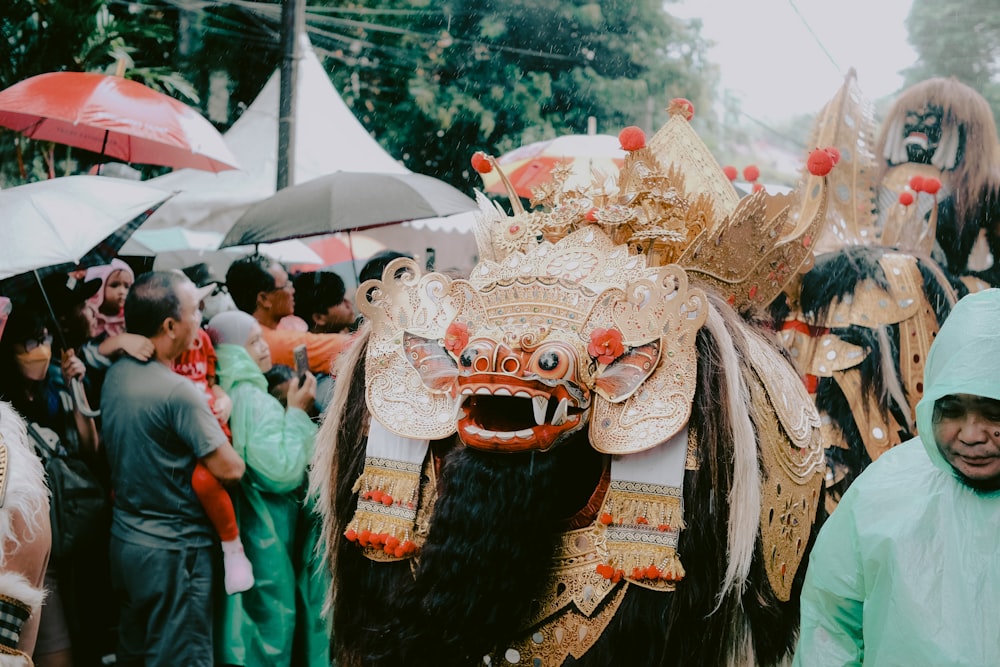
205;310;321;667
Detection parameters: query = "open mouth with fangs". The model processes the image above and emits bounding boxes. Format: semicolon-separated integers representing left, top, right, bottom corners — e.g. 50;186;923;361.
904;131;929;150
455;376;590;452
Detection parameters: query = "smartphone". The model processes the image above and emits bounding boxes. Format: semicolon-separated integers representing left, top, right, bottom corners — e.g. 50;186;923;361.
293;344;309;385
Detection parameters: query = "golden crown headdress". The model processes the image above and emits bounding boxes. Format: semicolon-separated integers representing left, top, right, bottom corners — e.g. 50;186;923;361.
804;68;943;257
471;99;833;314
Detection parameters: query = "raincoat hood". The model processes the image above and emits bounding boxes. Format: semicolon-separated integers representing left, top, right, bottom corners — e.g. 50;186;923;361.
215;343;268;394
915;289;1000;473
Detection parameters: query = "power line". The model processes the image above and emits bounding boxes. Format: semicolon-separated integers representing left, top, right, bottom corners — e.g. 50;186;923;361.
786;0;842;76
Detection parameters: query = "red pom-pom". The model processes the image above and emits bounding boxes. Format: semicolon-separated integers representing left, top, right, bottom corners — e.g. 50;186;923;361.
807;148;834;176
669;97;695;121
345;528;358;542
824;146;841;165
369;489;384;503
470;151;493;174
723;165;738;181
752;183;765;193
384;536;400;549
618;126;646;151
923;177;941;195
898;191;915;206
636;516;649;525
599;512;614;525
358;529;371;547
743;165;760;182
908;175;925;192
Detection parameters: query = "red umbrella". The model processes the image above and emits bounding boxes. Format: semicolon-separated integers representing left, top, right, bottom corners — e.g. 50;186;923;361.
0;71;239;172
480;134;626;199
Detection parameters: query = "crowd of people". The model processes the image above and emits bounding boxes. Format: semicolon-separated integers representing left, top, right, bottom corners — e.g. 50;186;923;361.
0;223;997;667
0;248;410;666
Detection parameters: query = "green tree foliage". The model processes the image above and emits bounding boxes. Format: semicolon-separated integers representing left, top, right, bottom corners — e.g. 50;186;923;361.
903;0;1000;130
0;0;715;193
309;0;715;190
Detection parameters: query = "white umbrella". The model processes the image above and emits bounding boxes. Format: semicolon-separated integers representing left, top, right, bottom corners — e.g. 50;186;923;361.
0;175;172;280
119;226;323;276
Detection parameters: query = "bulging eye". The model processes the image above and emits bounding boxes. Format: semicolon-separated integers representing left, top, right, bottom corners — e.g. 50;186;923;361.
527;342;577;381
460;340;497;372
459;349;478;368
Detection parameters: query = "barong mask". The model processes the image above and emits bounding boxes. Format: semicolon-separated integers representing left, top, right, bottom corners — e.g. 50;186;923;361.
361;101;830;456
351;101;829;599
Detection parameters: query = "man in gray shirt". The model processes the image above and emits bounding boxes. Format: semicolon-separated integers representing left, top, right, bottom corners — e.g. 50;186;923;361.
102;271;244;667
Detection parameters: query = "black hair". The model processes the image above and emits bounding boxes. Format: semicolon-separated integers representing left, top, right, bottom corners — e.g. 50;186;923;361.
124;271;187;338
226;254;278;314
293;271;347;322
359;250;414;284
0;303;52;416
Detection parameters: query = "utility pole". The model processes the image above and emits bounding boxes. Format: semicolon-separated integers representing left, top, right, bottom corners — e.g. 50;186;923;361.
277;0;305;190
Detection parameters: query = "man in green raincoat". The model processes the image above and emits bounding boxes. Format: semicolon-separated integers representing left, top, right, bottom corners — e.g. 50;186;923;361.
207;310;330;667
793;288;1000;666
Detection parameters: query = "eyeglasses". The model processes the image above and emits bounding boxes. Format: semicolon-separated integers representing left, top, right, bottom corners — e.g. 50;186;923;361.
22;333;53;352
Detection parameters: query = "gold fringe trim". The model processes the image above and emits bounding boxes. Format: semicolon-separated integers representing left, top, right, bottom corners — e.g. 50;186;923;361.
345;456;423;561
594;480;685;589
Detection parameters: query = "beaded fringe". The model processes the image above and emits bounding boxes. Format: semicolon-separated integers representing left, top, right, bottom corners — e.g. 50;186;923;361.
344;456;423;561
595;480;686;588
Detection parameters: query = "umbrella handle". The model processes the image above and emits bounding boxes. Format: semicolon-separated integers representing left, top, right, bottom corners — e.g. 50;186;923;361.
71;377;101;418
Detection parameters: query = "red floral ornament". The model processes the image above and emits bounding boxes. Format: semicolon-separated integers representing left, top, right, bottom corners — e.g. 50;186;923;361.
669;97;695;121
923;177;941;195
806;148;834;176
444;321;470;355
824;146;841;165
723;165;738;181
908;175;925;192
470;151;493;174
743;165;760;182
899;191;914;206
618;126;646;151
752;183;765;193
588;327;625;364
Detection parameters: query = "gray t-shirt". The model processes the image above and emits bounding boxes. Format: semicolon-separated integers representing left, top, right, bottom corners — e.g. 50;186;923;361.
102;356;228;549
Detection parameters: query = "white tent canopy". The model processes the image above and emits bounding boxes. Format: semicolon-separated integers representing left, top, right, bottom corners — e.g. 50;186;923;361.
143;34;408;234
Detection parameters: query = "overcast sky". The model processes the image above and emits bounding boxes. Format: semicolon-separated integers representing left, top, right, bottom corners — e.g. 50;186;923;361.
672;0;918;121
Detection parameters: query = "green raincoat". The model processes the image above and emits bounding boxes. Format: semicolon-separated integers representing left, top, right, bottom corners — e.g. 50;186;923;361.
794;289;1000;666
213;343;328;667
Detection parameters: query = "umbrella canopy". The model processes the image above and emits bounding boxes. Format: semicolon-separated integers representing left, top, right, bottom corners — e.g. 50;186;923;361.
220;171;476;247
480;134;626;199
0;71;239;172
119;227;323;274
0;175;172;281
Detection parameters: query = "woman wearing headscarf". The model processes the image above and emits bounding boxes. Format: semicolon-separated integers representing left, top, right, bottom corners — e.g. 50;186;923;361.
207;311;323;667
